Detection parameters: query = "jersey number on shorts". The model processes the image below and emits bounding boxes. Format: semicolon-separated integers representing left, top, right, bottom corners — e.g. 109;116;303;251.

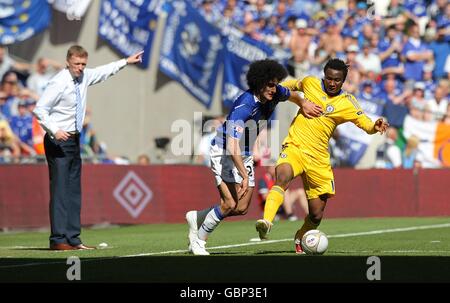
246;165;254;178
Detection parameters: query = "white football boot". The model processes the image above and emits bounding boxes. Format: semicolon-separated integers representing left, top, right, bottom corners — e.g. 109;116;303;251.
191;237;210;256
186;210;198;252
255;219;272;240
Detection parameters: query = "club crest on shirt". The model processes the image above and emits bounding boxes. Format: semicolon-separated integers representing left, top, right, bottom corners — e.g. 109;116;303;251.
280;153;287;159
325;104;335;113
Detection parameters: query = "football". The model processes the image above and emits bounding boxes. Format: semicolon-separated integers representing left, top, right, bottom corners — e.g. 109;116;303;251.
301;229;328;255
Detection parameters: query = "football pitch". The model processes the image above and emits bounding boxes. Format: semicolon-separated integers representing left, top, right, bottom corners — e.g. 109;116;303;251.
1;217;450;284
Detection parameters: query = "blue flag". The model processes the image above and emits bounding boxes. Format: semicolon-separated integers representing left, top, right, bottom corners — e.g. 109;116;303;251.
334;95;385;167
159;1;224;109
0;0;51;45
222;30;290;109
98;0;159;68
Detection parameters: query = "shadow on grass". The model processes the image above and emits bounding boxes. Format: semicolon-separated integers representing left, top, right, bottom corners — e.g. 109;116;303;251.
11;247;52;251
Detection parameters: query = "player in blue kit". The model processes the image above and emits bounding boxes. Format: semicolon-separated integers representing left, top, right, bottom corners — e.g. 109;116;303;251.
186;59;323;255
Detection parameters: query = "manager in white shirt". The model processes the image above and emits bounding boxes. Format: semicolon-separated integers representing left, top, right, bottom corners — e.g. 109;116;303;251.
33;45;143;251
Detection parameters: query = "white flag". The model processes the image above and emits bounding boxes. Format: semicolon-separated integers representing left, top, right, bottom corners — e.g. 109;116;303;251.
49;0;92;20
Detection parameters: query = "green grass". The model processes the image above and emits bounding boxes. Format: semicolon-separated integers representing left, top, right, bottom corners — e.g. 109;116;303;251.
1;217;450;283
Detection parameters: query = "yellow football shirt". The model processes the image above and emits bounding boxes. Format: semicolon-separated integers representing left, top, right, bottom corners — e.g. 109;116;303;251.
281;76;377;164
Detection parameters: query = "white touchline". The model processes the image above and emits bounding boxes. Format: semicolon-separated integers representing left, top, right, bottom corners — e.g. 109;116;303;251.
1;222;450;269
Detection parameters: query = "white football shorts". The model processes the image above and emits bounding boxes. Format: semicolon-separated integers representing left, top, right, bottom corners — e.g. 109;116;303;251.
209;143;255;187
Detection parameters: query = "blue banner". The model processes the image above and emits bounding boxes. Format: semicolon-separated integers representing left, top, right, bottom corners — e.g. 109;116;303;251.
159;1;224;109
0;0;51;45
334;96;385;167
98;0;159;68
222;30;290;109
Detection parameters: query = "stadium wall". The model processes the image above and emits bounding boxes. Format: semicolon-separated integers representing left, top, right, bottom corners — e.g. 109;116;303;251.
1;165;449;229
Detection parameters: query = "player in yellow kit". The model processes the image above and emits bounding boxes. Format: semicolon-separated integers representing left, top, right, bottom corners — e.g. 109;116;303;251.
255;58;389;253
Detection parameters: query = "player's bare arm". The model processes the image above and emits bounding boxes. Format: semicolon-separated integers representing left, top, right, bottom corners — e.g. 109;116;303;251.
227;136;249;199
374;118;389;134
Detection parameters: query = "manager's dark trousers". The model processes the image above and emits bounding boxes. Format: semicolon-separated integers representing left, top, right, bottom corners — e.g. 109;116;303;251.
44;133;82;247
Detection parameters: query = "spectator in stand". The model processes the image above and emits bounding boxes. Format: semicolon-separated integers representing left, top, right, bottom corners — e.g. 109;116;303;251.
381;74;411;129
429;25;450;80
410;82;428;119
0;119;20;163
378;25;404;77
9;99;35;157
137;154;151;165
402;135;421;169
435;3;449;43
289;19;311;62
357;80;386;118
0;71;20;120
198;0;221;25
26;99;45;157
422;64;437;100
427;86;449;122
319;19;345;59
438;79;449;100
0;90;8;121
27;57;63;97
386;0;406;19
428;0;448;22
343;44;362;94
402;23;434;83
287;48;311;79
374;127;402;169
0;71;39;121
355;42;382;76
341;13;360;50
354;1;370;30
0;46;31;80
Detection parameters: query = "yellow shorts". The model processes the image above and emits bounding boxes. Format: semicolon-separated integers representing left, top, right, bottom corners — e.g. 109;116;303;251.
276;144;335;200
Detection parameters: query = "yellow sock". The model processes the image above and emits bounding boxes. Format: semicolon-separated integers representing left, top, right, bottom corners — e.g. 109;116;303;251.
294;215;319;241
263;186;285;223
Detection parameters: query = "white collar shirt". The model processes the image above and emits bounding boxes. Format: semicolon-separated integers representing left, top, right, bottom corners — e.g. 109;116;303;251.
33;59;127;136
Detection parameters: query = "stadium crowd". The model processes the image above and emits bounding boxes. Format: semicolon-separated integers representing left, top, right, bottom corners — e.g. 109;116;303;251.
1;0;449;168
194;0;450;169
0;45;116;164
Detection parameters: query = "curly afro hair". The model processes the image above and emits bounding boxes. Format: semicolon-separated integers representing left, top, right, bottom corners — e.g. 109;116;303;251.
246;59;288;93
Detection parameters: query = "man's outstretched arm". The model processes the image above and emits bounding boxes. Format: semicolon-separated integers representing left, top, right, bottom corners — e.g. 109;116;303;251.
126;50;144;64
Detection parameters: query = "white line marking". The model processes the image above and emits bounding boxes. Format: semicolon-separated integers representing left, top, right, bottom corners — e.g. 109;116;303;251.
1;222;449;269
